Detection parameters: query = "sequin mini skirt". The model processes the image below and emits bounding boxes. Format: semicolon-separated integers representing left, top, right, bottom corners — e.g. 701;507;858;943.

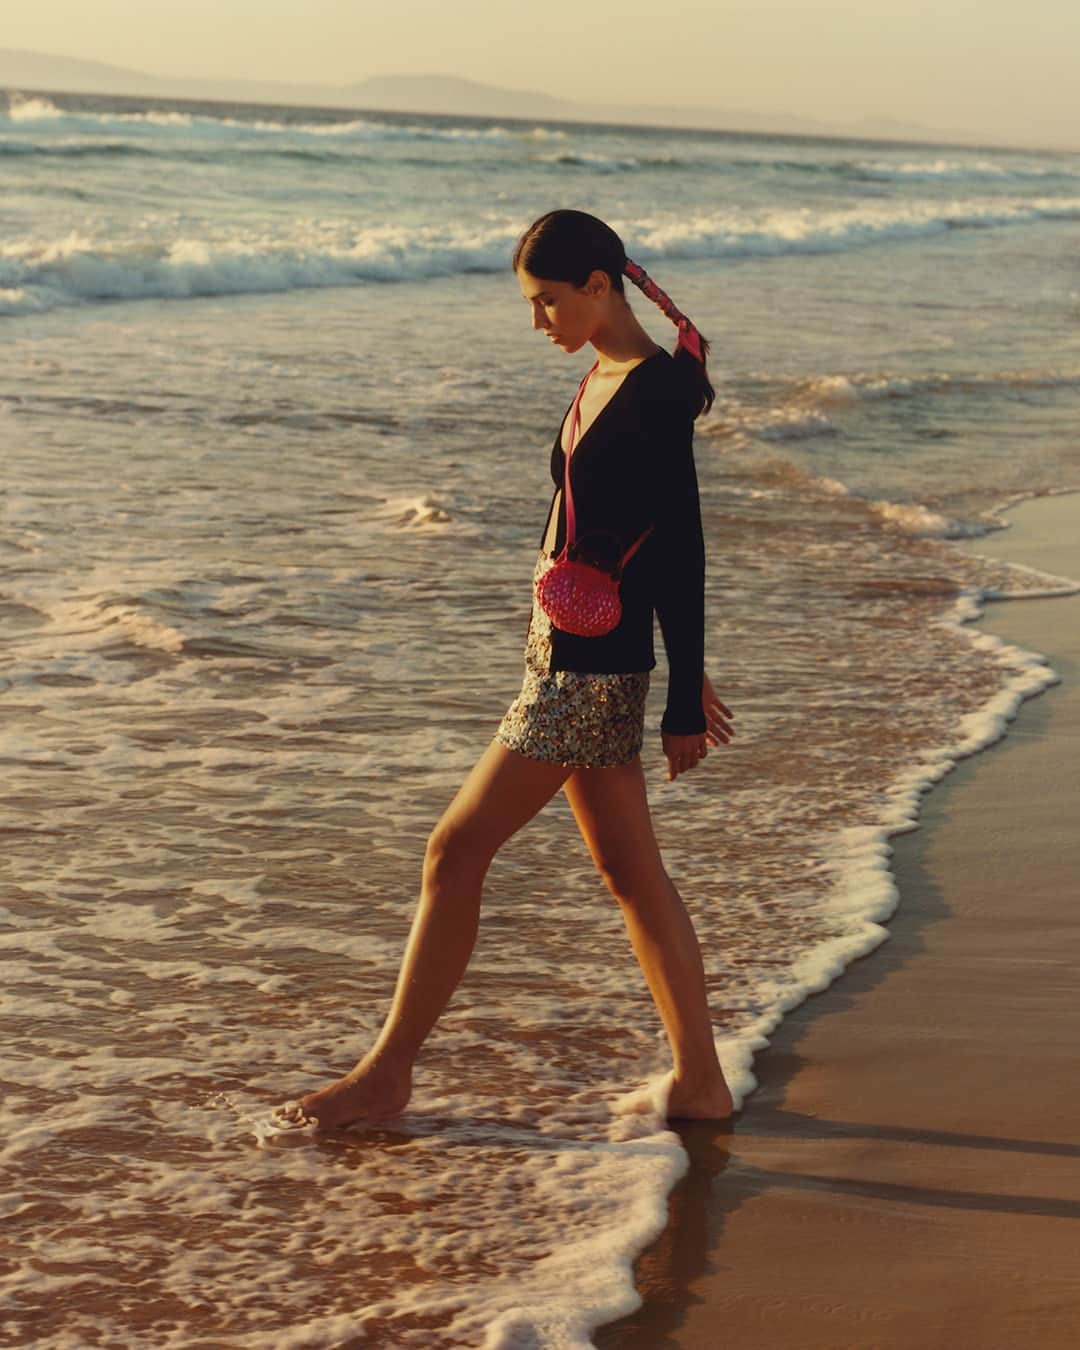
495;550;650;768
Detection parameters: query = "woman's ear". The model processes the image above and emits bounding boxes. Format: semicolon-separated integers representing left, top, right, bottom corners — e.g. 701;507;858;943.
586;268;611;300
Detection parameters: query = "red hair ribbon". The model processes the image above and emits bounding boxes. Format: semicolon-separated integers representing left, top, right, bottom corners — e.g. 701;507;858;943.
623;259;704;363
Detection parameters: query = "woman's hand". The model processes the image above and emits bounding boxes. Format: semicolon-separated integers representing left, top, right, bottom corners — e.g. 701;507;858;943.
662;674;735;782
662;730;708;781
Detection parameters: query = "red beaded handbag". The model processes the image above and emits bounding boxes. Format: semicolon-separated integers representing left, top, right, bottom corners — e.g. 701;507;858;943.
536;362;653;638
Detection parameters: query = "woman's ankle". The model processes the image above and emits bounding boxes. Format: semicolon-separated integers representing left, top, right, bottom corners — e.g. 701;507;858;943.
667;1064;734;1119
670;1058;727;1092
353;1048;414;1086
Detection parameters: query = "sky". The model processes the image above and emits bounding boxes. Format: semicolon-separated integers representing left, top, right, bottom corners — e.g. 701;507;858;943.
5;1;1079;148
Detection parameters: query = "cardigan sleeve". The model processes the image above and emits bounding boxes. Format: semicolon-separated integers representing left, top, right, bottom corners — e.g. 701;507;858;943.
643;394;707;736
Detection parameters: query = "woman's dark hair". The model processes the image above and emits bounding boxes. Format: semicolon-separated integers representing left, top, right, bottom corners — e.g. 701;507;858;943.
512;209;715;417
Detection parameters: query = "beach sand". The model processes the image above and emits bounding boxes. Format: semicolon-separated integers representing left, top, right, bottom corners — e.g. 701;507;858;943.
596;492;1080;1350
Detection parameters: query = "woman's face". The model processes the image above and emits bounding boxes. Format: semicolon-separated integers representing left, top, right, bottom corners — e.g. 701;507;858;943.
517;268;606;354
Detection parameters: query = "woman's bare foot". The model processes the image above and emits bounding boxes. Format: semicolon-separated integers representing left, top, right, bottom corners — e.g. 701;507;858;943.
666;1068;735;1121
273;1056;413;1131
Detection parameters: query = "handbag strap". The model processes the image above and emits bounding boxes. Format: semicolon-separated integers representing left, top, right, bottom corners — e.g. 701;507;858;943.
562;361;654;570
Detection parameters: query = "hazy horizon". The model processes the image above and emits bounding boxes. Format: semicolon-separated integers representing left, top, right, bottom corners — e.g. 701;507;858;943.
3;1;1079;152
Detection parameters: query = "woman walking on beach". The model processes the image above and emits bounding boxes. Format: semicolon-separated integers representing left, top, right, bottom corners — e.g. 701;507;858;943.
273;209;736;1130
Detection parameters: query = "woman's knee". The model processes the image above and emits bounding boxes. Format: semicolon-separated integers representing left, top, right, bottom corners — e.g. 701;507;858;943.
594;850;669;908
423;817;494;888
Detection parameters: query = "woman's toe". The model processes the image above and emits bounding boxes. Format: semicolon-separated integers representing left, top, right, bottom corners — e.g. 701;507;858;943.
273;1100;316;1126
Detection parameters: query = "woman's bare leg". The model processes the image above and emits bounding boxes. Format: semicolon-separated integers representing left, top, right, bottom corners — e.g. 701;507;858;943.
562;757;733;1119
274;738;574;1129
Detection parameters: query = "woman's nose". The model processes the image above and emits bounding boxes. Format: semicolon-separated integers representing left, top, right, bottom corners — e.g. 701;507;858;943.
531;306;546;331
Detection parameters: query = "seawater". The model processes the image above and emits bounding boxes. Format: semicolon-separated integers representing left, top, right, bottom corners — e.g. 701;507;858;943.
2;89;1079;1348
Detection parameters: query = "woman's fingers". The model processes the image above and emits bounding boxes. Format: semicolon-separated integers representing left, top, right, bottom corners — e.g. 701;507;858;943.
702;707;739;739
698;678;736;760
702;681;735;741
664;735;708;780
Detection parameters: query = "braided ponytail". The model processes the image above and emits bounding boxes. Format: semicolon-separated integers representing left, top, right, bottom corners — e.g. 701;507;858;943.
512;210;715;416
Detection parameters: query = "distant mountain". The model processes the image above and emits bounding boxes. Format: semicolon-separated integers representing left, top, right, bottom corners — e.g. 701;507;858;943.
0;47;151;95
0;47;349;109
0;47;1067;152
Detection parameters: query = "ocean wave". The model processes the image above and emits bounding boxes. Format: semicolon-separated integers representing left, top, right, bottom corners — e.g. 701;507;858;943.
5;93;65;121
6;194;1080;315
740;406;838;442
799;367;1080;405
0;135;397;167
713;446;1016;540
0;136;159;159
710;365;1080;455
376;495;455;528
8;94;1076;195
734;369;1080;436
11;94;1073;185
7;92;193;129
2;91;569;145
628;194;1080;262
703;152;1079;186
100;604;187;654
0;136;628;171
867;499;995;538
532;150;684;173
849;156;1073;182
0;225;520;313
0;137;593;171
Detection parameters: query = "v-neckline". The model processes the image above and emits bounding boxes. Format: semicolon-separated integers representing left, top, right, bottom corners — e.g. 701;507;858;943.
559;349;665;461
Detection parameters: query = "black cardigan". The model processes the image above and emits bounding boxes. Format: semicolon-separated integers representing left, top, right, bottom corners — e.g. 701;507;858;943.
535;349;707;736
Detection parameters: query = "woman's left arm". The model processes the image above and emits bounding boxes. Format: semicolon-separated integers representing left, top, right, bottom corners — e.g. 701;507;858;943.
649;397;705;728
647;398;735;780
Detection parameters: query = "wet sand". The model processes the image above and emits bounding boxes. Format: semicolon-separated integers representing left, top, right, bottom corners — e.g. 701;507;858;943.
596;492;1080;1350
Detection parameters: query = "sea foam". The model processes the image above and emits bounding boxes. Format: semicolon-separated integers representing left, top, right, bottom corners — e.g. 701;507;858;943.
6;192;1080;316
